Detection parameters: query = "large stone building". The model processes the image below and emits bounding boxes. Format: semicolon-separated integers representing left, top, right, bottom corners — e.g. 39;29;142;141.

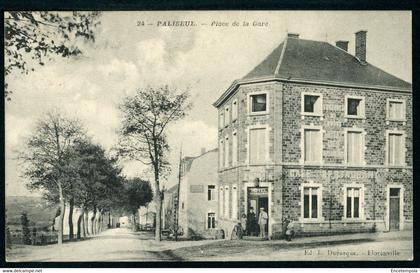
213;31;412;239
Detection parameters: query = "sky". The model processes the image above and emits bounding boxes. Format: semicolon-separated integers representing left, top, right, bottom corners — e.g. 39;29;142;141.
5;11;412;196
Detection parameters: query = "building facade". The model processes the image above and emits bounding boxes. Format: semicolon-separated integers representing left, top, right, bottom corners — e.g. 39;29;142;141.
213;31;412;239
177;149;219;239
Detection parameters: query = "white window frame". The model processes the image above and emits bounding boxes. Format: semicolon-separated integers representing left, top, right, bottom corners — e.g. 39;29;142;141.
231;185;238;220
301;92;323;117
232;130;238;166
246;124;270;165
344;95;365;119
219;139;224;169
343;127;366;166
232;98;238;122
300;124;324;165
219;111;224;129
386;98;406;122
207;211;216;229
343;184;365;220
224;186;230;218
224;135;230;168
224;105;230;127
299;182;324;222
385;129;406;167
219;186;224;218
207;185;216;201
248;91;269;115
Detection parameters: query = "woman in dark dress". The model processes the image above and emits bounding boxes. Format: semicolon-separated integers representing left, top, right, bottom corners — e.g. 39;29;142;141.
247;207;257;236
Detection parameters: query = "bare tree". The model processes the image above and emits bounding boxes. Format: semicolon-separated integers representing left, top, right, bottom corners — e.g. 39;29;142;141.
20;110;85;244
117;86;191;241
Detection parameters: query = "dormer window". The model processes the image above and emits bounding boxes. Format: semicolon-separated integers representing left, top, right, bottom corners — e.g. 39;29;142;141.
249;92;268;115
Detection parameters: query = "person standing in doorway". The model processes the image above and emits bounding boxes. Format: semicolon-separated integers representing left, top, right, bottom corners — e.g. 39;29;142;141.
258;207;268;239
247;207;257;236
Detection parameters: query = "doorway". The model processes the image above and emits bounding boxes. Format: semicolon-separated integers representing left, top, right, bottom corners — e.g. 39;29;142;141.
247;187;268;236
389;188;401;230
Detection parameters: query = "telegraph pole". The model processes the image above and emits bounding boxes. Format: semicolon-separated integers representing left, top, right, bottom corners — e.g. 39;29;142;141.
175;145;183;242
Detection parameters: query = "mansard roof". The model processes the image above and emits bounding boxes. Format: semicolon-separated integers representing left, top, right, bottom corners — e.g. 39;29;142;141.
214;36;411;107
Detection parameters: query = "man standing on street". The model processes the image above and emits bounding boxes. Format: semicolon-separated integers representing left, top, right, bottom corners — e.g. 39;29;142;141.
258;207;268;239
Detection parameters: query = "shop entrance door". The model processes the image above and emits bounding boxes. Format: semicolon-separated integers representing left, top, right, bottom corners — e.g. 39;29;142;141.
389;188;401;230
247;187;268;236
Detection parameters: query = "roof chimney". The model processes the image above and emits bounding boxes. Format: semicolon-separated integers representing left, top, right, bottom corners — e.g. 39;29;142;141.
336;40;349;52
355;30;367;63
287;33;300;39
201;147;206;155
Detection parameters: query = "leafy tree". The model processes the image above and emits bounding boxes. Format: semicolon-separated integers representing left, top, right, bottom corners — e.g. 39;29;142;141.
66;138;125;239
124;178;153;231
118;86;191;241
4;11;101;100
20;110;86;244
20;212;31;245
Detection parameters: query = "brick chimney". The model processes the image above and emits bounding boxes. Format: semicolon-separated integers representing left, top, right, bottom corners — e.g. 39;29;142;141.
201;147;206;155
355;30;367;63
287;33;300;39
336;40;349;52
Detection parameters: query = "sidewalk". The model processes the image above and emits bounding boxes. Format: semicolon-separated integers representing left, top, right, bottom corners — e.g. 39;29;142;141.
168;230;413;261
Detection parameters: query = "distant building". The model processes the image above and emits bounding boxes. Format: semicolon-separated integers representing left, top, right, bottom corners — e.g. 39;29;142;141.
213;31;412;239
174;148;219;239
138;202;156;229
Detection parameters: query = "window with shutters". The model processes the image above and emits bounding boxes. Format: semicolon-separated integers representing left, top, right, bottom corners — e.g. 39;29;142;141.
302;186;321;219
207;213;216;229
302;92;322;116
219;112;224;129
345;95;365;118
208;185;216;201
344;187;362;219
387;99;406;121
232;131;238;165
303;128;322;163
249;92;268;115
249;127;267;164
231;185;238;220
232;99;238;121
224;136;230;168
224;186;230;218
387;131;405;166
219;140;224;169
219;187;224;217
345;129;364;165
224;106;230;126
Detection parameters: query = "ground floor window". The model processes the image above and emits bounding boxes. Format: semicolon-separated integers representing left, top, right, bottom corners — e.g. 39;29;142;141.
207;213;216;229
345;187;361;218
303;186;320;219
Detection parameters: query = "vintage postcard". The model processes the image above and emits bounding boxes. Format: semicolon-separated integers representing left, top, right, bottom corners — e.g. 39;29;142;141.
4;11;413;263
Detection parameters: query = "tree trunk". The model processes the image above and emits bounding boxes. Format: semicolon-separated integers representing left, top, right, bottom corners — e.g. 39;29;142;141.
95;210;100;234
132;213;137;231
76;206;85;239
154;168;162;241
68;198;74;240
84;210;89;236
90;207;96;235
58;183;65;245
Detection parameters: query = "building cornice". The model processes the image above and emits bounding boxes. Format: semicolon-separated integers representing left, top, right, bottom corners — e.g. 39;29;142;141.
213;76;412;108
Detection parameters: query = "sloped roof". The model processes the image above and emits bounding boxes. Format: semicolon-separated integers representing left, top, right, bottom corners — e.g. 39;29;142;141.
215;36;411;107
243;37;411;89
